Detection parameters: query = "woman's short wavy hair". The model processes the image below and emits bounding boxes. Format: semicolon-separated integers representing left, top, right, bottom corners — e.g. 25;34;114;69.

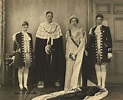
69;15;79;24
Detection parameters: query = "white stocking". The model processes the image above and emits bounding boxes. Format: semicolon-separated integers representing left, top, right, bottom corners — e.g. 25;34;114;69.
95;64;101;86
101;64;107;88
18;67;24;90
24;67;29;89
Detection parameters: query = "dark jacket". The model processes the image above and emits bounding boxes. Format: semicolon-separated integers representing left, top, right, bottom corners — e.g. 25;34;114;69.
88;25;112;63
13;32;33;67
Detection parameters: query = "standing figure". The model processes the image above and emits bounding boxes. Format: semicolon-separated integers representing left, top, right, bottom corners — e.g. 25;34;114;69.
12;21;33;93
35;11;65;88
88;14;113;91
64;15;87;91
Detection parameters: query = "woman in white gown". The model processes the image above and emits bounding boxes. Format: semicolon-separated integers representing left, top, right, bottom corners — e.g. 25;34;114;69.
64;15;87;91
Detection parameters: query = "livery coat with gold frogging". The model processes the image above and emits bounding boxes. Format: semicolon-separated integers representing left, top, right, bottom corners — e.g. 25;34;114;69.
88;25;112;63
13;32;33;67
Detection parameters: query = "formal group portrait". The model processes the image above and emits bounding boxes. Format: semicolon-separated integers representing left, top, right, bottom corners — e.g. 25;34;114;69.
0;0;123;100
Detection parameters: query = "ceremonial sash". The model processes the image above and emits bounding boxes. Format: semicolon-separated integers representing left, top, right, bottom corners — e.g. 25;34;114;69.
69;29;79;48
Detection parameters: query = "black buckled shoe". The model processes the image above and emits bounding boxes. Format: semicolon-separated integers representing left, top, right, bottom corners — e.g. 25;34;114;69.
15;88;24;94
23;87;29;94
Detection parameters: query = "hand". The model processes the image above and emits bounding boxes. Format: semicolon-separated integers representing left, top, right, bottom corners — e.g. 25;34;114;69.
72;54;77;60
12;56;15;60
108;53;113;59
69;53;77;60
45;45;52;54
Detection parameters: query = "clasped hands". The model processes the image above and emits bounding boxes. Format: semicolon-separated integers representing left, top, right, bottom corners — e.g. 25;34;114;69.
69;53;77;60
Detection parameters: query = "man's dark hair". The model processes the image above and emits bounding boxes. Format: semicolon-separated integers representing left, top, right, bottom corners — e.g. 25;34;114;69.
22;21;29;26
96;14;103;19
46;11;53;16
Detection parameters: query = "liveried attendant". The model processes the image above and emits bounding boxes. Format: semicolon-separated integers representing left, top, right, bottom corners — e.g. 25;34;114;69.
88;14;113;92
12;21;33;93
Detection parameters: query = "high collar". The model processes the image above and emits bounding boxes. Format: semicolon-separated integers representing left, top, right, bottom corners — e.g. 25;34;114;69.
46;21;53;24
22;31;28;34
97;24;102;27
94;24;103;29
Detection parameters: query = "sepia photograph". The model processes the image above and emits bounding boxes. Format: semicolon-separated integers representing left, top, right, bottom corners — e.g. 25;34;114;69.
0;0;123;100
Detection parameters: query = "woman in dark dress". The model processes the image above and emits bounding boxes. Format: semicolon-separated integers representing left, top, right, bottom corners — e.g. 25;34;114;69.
12;21;33;93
